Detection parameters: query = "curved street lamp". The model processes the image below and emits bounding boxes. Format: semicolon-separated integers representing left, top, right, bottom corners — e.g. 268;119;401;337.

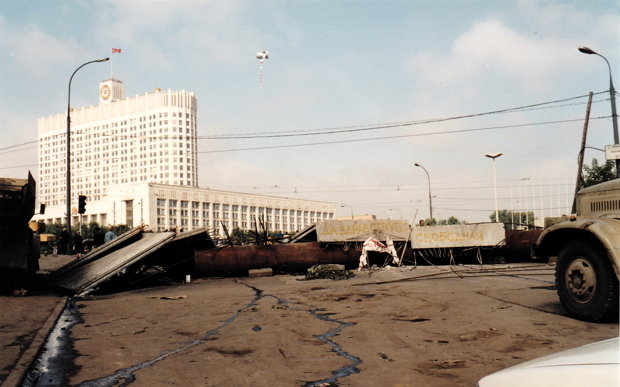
66;58;109;249
340;203;354;220
485;153;503;222
578;46;619;178
414;163;433;221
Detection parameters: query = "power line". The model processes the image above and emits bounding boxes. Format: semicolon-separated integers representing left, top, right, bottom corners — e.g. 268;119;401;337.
197;116;609;154
208;177;575;193
0;146;38;155
0;92;605;155
0;163;38;170
432;205;571;213
201;92;605;139
0;140;38;152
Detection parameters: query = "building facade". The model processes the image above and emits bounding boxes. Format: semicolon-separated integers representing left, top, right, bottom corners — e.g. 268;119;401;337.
38;79;198;207
36;182;335;236
34;80;335;234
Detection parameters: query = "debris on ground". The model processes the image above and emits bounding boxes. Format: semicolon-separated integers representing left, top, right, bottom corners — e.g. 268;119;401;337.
304;264;354;280
10;288;28;297
153;295;187;300
249;268;273;278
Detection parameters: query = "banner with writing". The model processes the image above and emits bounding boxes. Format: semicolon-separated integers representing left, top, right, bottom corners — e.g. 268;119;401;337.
411;223;505;248
316;219;410;242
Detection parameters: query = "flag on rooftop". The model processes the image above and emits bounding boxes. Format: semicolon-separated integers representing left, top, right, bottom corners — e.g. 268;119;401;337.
112;48;121;54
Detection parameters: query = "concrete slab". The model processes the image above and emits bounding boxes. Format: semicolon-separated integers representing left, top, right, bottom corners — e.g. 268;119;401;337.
52;232;174;294
48;227;142;281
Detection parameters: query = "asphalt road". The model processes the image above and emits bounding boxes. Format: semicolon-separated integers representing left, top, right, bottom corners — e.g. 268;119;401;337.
4;262;616;387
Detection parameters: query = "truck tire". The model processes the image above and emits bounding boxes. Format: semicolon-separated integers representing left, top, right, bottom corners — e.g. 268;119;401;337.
555;241;619;322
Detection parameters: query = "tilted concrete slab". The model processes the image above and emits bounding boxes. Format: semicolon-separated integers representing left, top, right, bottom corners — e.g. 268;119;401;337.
52;232;175;294
289;223;317;243
48;227;143;281
171;227;214;247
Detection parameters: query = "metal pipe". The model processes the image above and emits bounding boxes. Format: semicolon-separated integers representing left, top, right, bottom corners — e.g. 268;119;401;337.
194;242;361;276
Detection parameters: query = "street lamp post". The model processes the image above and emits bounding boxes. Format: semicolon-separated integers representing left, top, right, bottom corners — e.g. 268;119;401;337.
578;46;620;178
485;153;503;222
341;204;354;220
414;163;433;221
66;58;109;248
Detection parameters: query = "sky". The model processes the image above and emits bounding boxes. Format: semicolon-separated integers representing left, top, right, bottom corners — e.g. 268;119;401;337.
1;0;618;224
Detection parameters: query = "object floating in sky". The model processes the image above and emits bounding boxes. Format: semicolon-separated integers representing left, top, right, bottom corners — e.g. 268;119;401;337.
256;50;269;61
256;50;269;89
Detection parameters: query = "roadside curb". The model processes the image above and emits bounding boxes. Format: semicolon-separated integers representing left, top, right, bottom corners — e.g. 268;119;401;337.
2;296;68;387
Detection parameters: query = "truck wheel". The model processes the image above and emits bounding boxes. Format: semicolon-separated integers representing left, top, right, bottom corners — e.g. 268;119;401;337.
556;241;619;322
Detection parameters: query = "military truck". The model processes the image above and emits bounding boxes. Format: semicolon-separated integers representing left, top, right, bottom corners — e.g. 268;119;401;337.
533;179;620;322
0;173;40;294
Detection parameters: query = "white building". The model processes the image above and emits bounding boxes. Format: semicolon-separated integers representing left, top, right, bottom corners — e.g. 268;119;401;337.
35;80;335;234
38;79;198;206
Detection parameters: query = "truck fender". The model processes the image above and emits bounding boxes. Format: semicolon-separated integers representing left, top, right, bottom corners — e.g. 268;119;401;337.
534;218;620;280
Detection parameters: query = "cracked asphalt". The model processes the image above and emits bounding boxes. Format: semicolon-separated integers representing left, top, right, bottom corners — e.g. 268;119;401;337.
5;263;619;386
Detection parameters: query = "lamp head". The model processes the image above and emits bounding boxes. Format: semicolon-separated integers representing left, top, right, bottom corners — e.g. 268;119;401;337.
97;57;110;62
578;46;597;55
484;152;503;159
414;163;421;167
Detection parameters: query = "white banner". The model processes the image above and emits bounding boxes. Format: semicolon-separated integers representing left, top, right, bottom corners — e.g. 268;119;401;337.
411;223;505;248
316;219;410;242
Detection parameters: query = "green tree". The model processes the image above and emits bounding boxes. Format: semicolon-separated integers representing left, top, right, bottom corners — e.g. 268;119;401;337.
423;216;462;226
581;158;616;188
44;223;63;236
230;227;248;245
445;216;461;225
110;224;130;236
489;209;535;230
43;221;130;239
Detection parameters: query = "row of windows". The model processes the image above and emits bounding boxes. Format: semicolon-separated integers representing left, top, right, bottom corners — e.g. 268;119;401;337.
155;217;308;234
40;129;194;151
157;199;331;220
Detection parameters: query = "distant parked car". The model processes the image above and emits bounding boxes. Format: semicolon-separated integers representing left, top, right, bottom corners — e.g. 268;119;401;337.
477;337;619;387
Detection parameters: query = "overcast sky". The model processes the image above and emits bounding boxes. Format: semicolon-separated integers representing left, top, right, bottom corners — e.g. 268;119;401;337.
1;0;618;223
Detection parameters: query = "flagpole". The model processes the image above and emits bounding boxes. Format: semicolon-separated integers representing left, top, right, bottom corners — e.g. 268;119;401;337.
110;48;114;78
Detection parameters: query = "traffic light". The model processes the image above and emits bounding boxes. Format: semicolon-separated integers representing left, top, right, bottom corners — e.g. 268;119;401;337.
78;195;87;214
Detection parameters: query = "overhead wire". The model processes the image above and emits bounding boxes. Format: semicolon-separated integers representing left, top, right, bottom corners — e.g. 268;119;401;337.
0;163;38;170
201;92;607;139
197;116;609;154
0;90;611;180
0;92;608;157
0;140;38;152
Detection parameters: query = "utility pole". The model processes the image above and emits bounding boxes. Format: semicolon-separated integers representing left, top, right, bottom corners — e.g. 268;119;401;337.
572;92;593;214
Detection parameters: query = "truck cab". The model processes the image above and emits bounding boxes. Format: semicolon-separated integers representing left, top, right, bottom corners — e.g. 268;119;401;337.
0;173;39;293
533;179;620;322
